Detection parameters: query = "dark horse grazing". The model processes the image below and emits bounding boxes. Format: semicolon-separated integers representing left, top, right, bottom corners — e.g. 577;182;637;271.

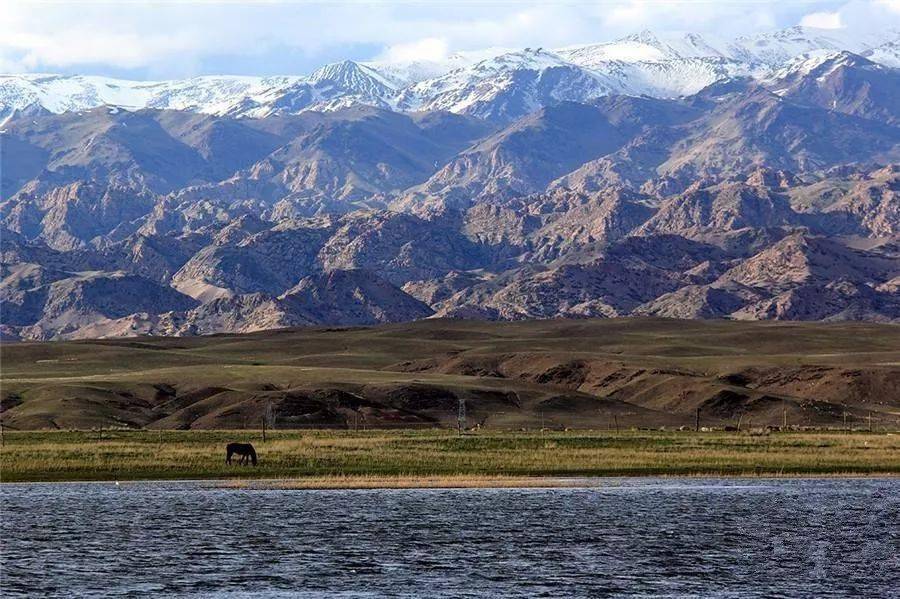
226;442;258;466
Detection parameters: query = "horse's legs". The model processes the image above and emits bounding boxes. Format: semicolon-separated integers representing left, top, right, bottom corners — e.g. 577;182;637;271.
226;450;232;465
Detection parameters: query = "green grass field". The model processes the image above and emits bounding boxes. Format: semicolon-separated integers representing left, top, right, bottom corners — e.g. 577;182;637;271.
2;429;897;483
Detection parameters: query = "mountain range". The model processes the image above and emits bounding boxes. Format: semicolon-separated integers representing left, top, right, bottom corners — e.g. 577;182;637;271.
2;25;899;340
3;26;899;124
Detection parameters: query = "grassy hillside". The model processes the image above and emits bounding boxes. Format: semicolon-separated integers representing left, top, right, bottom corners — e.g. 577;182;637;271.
2;318;899;431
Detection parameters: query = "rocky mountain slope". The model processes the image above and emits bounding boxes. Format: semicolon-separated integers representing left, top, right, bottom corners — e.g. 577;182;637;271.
2;35;900;340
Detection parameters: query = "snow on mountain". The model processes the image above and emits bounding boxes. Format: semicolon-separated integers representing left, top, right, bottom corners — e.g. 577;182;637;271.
555;27;898;98
362;47;511;86
0;74;153;115
766;50;864;82
398;48;630;120
0;74;305;123
308;60;399;93
729;26;900;66
612;57;766;97
554;30;769;98
144;76;302;114
251;60;401;116
2;25;898;124
557;30;730;67
862;40;900;68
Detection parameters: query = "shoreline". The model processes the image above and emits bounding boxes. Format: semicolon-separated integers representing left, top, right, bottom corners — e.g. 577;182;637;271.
3;472;899;488
4;430;897;485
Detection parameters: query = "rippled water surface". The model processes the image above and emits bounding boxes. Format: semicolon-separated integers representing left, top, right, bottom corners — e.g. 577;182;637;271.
2;478;898;597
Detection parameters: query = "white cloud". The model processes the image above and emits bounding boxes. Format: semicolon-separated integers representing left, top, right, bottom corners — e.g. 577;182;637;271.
379;38;450;63
800;11;844;28
1;1;898;78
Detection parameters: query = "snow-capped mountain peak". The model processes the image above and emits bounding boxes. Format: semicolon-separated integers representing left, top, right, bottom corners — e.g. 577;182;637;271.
771;49;880;80
730;25;900;66
308;60;400;91
2;24;898;125
557;30;732;68
399;47;624;120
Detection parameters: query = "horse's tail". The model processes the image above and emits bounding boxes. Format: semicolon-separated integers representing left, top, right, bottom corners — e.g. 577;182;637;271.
249;446;258;466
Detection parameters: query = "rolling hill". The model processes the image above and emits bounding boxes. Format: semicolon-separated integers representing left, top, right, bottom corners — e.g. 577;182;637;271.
2;318;898;431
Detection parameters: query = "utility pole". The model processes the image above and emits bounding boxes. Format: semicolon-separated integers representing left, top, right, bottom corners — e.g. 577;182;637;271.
695;407;700;432
782;399;787;430
457;398;466;436
262;401;274;442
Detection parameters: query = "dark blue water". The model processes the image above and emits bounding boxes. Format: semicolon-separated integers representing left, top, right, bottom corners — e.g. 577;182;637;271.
2;478;898;597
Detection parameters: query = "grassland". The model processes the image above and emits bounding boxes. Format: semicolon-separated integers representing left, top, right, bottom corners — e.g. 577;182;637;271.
3;318;899;432
1;429;897;483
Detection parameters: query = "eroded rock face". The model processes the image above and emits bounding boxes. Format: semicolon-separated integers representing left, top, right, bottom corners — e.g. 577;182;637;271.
635;182;799;237
715;233;895;292
634;285;751;319
5;270;199;341
280;268;434;325
395;103;631;212
824;166;900;237
171;223;332;299
433;258;688;320
317;211;486;285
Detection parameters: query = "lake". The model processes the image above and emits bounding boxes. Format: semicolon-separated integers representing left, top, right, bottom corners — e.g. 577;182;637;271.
1;478;898;597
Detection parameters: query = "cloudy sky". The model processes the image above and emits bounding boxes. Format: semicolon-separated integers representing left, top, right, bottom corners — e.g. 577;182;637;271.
2;1;899;78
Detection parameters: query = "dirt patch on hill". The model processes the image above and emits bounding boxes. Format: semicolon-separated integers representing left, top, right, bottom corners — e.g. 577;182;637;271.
701;389;753;418
716;373;752;387
150;386;232;415
1;392;24;412
365;384;459;413
538;394;610;412
736;366;900;409
467;389;522;409
535;361;590;388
